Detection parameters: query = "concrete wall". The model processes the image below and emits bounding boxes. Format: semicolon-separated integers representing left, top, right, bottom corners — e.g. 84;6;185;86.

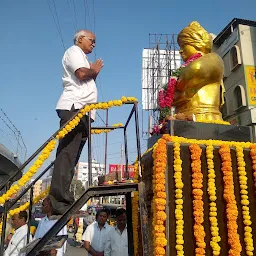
239;24;256;66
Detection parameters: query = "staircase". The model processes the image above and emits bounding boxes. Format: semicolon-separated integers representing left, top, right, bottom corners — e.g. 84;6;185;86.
0;101;150;256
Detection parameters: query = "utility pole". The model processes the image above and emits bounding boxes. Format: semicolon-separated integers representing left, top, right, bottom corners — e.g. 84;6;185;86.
120;144;124;180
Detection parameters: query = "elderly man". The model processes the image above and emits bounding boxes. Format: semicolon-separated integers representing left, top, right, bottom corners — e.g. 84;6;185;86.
49;30;104;215
4;211;32;256
104;208;128;256
83;209;112;256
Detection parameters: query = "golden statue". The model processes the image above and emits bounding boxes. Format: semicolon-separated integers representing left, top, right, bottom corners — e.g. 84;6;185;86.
173;21;225;121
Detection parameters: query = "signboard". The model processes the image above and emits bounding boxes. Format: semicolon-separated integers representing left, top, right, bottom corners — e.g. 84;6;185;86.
109;164;134;178
245;66;256;105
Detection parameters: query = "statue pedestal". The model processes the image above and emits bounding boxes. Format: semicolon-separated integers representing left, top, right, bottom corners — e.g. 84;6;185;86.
148;120;253;148
142;124;256;255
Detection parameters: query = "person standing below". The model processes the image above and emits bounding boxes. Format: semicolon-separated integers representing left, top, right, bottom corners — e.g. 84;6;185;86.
83;209;112;256
104;208;128;256
49;29;104;215
4;211;32;256
34;197;67;256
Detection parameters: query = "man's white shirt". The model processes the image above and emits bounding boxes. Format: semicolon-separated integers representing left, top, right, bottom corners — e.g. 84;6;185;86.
4;224;32;256
104;226;128;256
56;45;97;120
82;221;112;256
34;216;67;256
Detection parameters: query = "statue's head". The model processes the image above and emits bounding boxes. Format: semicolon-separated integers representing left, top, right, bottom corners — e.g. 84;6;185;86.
178;21;213;61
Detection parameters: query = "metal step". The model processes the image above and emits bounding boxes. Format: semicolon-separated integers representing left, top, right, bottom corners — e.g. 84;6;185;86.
26;183;138;256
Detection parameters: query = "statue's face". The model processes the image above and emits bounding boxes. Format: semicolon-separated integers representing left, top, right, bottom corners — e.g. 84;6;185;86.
179;44;198;61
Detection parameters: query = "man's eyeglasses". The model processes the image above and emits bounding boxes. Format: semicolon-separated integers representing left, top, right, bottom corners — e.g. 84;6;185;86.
83;36;96;44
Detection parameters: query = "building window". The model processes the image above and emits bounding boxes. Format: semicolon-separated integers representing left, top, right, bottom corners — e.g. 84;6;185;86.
230;45;241;71
233;85;246;111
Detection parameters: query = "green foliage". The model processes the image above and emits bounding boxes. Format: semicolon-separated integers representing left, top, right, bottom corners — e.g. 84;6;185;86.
160;107;171;121
71;180;85;200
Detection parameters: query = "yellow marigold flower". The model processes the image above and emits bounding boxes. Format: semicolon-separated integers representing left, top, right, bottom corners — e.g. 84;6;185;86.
155;246;165;255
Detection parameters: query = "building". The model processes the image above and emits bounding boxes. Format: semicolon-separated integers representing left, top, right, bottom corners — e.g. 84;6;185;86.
74;160;105;189
33;179;42;197
213;18;256;139
41;175;52;192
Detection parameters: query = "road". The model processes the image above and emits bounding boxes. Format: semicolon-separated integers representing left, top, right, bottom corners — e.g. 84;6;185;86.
65;243;88;256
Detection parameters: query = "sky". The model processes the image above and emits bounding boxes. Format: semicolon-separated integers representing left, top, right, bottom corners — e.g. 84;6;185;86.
1;0;256;175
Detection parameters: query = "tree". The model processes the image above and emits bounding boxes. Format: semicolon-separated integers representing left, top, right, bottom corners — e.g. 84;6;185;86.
70;180;85;200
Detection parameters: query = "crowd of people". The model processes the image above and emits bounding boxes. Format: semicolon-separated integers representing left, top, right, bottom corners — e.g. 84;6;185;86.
1;199;129;256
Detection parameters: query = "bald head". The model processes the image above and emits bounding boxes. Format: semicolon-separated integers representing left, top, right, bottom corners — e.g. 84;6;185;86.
73;30;95;45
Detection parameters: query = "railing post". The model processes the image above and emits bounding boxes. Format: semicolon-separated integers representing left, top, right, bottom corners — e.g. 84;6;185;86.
124;128;129;179
104;109;109;175
88;111;92;187
27;187;34;244
134;102;150;256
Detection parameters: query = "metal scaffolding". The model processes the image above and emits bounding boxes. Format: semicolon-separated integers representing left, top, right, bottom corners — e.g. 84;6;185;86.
141;34;182;137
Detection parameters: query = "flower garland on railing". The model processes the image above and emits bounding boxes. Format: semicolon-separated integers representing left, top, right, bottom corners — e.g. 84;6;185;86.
0;140;56;205
9;187;50;216
56;97;137;140
236;146;254;255
189;144;206;256
219;145;242;256
206;143;221;255
0;96;138;205
152;138;167;256
173;142;184;255
0;187;50;234
249;144;256;192
91;123;123;134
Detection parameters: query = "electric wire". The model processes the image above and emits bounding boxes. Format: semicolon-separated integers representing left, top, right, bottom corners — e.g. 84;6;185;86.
71;0;78;31
66;0;77;32
47;0;66;50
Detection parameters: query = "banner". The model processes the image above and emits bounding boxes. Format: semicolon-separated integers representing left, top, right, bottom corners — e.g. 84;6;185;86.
245;66;256;105
109;164;134;178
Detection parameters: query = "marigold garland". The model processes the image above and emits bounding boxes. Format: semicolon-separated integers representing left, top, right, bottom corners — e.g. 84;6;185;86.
0;97;138;205
189;144;206;256
0;187;50;234
132;191;139;255
219;145;242;256
206;143;221;255
91;123;123;134
152;138;168;256
196;120;230;125
173;142;184;256
249;144;256;192
0;140;56;205
236;146;254;256
136;134;256;255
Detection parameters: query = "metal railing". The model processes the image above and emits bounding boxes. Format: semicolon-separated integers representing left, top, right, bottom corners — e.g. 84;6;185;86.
0;101;149;255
